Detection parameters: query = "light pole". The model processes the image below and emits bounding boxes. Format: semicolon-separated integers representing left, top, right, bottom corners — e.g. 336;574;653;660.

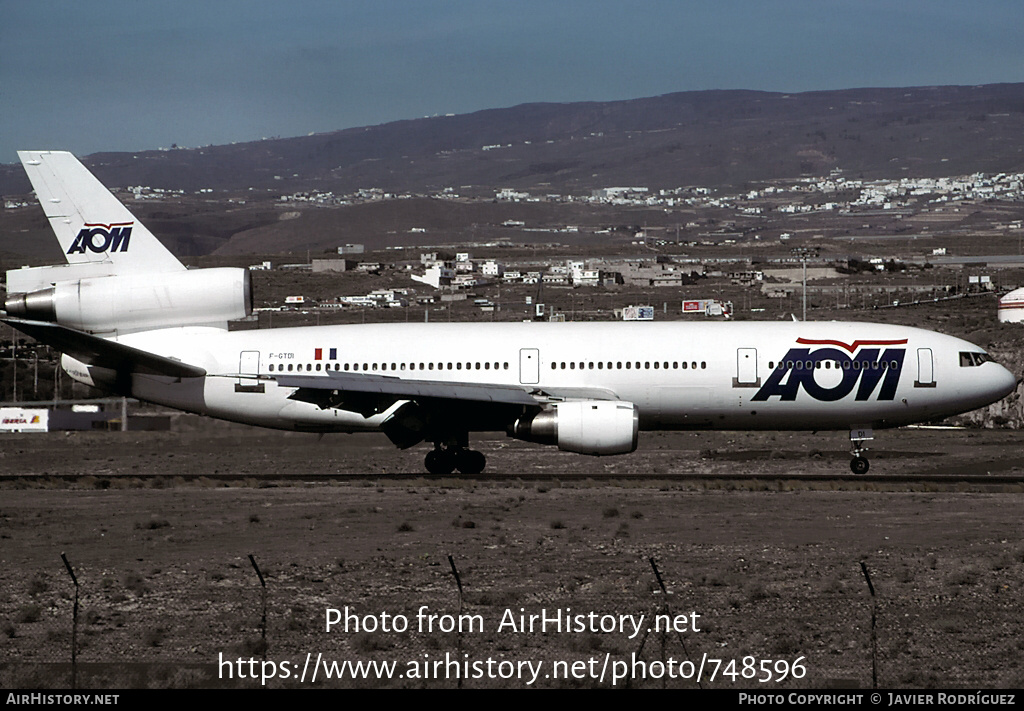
791;247;817;321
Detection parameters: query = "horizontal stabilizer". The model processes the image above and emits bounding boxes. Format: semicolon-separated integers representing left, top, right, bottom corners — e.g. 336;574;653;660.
3;318;206;378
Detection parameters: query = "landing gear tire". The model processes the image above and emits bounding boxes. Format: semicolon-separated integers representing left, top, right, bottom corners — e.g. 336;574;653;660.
425;448;455;475
850;456;870;475
455;448;487;475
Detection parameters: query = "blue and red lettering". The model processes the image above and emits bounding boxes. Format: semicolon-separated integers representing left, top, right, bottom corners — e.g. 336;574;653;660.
66;222;133;255
752;346;906;402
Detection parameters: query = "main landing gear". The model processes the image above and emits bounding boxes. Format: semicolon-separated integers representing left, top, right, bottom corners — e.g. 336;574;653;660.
849;427;873;475
424;444;487;475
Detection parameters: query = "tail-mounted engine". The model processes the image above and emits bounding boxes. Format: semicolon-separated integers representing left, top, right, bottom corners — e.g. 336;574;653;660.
5;266;251;334
510;400;639;455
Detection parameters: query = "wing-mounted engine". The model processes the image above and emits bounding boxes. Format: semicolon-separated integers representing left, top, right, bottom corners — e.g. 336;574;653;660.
510;400;639;455
4;266;252;335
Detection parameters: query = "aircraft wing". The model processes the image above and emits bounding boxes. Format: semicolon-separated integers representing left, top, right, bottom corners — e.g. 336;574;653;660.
274;370;620;449
275;370;541;407
2;318;207;378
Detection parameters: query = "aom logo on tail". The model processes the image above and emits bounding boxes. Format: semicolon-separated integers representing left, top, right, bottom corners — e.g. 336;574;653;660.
67;222;133;255
752;337;908;402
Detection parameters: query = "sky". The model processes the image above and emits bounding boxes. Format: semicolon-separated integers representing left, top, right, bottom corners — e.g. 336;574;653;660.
2;0;1023;162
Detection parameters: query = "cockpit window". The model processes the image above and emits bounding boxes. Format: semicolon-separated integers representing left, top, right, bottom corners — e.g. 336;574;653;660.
959;352;993;367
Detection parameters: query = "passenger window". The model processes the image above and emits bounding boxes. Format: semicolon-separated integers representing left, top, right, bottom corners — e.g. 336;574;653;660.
287;364;294;372
316;364;322;371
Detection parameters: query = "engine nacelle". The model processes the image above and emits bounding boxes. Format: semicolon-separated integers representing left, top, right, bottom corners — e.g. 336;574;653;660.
510;401;639;455
5;267;251;334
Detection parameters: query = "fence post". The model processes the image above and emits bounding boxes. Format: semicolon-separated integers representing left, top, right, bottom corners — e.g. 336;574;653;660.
448;555;464;689
860;561;878;689
249;554;267;660
60;552;79;689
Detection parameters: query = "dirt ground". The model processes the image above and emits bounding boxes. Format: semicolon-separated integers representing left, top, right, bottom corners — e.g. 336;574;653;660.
0;424;1022;689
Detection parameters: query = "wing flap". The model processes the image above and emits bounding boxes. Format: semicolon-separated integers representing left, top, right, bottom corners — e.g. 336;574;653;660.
275;370;539;406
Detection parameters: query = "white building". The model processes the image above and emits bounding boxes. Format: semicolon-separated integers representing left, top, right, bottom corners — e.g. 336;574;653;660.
481;260;504;277
998;287;1024;322
412;265;454;289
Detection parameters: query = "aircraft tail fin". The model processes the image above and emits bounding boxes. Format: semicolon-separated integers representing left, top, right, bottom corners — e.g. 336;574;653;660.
18;151;185;274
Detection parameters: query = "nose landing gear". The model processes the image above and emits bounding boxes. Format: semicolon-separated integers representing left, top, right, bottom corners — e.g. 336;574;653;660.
849;427;873;474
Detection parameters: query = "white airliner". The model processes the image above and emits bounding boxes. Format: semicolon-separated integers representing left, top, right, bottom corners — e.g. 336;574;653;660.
3;151;1017;474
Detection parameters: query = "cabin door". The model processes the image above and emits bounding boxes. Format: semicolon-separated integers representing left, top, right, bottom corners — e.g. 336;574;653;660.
915;348;935;387
519;348;540;385
734;347;760;387
236;350;264;392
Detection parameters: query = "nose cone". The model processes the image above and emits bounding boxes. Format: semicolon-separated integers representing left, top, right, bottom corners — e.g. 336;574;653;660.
989;362;1019;402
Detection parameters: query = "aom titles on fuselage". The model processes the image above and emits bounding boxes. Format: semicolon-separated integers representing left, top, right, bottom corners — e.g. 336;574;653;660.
3;151;1017;475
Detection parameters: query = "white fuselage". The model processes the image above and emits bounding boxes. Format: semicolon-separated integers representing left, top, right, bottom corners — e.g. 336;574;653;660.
73;320;1015;435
